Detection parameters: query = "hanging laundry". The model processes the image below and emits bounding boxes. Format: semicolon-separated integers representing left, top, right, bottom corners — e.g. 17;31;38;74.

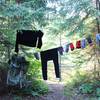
96;34;100;46
40;48;60;80
34;52;40;60
57;46;64;55
15;30;44;53
86;36;93;46
76;40;81;49
62;45;66;52
81;39;86;49
64;44;70;52
70;43;74;51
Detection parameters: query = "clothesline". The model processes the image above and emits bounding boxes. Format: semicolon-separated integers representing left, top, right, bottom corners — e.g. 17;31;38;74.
14;30;100;80
34;33;100;59
15;30;100;55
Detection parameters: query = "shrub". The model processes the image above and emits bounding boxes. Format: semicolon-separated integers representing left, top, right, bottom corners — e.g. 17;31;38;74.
79;83;94;94
64;69;92;96
96;88;100;97
13;79;48;96
64;69;100;97
26;57;42;80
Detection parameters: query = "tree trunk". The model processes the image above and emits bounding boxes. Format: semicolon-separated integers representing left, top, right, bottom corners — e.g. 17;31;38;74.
96;0;100;33
16;0;20;4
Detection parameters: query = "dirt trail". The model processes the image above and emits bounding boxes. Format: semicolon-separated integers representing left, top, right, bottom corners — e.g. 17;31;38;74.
39;81;67;100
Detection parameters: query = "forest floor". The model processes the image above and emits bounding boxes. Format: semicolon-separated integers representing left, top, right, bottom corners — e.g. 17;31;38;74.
0;78;98;100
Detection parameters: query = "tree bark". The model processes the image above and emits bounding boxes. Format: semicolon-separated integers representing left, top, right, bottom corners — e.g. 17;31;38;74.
96;0;100;33
16;0;20;4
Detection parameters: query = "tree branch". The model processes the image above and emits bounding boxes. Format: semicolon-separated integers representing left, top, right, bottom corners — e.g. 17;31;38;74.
71;12;90;33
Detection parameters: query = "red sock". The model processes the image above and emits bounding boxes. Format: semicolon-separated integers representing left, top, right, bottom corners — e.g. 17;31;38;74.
70;43;74;51
76;40;81;48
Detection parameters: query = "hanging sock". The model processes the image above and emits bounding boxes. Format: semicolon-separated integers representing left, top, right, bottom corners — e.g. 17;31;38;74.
70;43;74;51
81;39;86;49
76;40;81;49
64;44;70;52
96;34;100;46
57;46;64;55
86;36;93;46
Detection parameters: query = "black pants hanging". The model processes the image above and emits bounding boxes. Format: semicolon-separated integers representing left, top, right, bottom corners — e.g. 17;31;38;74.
40;48;60;80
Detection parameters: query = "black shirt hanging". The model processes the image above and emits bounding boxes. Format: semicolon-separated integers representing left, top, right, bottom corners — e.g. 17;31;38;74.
15;30;44;53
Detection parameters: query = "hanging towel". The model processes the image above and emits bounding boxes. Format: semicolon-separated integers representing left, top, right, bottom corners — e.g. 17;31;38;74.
96;34;100;46
86;36;93;46
40;48;60;80
81;39;86;49
57;46;64;55
15;30;44;53
70;43;74;51
76;40;81;49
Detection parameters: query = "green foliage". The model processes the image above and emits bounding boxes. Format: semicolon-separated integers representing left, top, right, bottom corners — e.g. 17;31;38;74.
0;0;47;30
68;70;90;87
0;29;16;44
31;80;48;95
1;0;99;36
49;0;100;36
64;69;100;97
13;96;22;100
79;81;100;97
13;80;48;96
14;86;39;96
64;69;89;96
96;88;100;97
79;83;94;94
64;82;75;97
26;57;41;80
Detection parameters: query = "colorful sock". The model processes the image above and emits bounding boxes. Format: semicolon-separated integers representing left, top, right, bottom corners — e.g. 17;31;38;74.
96;34;100;46
65;44;70;52
70;43;74;51
86;36;93;46
76;40;81;49
81;39;86;49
